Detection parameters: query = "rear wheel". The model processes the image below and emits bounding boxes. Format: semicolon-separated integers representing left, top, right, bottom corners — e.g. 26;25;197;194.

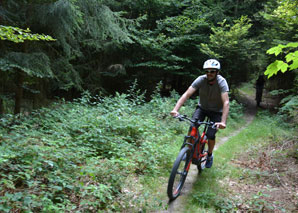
197;137;208;173
167;146;191;201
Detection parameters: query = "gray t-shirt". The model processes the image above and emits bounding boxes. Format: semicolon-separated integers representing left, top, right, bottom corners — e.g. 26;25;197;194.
191;75;229;112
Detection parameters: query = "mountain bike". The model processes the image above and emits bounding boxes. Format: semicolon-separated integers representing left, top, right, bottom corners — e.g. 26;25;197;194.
167;115;215;201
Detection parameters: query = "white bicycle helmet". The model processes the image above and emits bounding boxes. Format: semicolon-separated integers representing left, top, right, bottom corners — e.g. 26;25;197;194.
203;59;221;70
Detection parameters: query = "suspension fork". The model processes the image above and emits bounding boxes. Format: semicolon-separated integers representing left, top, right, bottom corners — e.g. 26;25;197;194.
182;126;199;171
198;118;210;158
199;132;208;158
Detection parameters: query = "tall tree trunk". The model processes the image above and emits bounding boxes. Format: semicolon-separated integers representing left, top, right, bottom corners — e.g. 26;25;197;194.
33;78;47;109
14;39;28;114
234;0;239;16
0;71;4;115
14;70;24;114
0;35;4;115
0;98;4;115
162;74;169;96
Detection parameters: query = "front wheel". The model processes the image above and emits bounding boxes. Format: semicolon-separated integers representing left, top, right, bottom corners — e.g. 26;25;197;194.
167;146;191;201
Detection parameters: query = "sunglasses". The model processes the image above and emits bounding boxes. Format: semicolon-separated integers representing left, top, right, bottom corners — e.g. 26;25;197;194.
205;70;217;74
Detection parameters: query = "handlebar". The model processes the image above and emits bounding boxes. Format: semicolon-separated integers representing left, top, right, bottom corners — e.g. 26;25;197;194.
174;114;216;129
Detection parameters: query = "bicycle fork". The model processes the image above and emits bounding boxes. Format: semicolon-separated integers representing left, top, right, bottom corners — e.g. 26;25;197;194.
182;126;202;172
199;133;208;158
182;132;208;172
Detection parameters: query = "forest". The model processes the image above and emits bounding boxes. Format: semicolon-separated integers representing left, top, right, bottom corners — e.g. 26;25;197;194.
0;0;297;212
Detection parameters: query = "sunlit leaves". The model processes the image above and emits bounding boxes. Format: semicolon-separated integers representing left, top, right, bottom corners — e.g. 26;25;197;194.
264;60;288;78
286;51;298;69
265;42;298;78
271;0;298;25
267;42;298;56
0;25;56;43
266;45;285;56
286;42;298;48
199;16;257;83
200;16;253;58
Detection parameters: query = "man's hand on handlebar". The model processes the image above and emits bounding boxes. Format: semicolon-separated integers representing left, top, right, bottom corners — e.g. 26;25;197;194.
215;122;226;129
170;113;224;129
170;110;180;117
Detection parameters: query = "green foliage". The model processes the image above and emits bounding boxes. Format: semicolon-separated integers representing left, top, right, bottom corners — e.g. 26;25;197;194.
201;16;253;58
265;42;298;78
245;191;274;212
0;0;287;107
191;191;236;212
0;25;55;43
0;52;53;78
0;0;135;101
263;1;298;80
278;95;298;124
0;88;183;211
200;16;261;84
0;85;245;211
260;0;298;126
267;0;298;33
158;15;206;36
229;100;244;120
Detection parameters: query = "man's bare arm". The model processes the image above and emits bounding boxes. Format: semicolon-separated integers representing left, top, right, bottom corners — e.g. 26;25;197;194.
170;86;197;117
216;92;229;129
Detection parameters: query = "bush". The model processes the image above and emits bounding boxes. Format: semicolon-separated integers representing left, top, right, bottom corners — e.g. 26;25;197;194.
0;85;244;211
278;95;298;125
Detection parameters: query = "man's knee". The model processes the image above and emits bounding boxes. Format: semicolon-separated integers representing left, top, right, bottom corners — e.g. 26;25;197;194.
207;134;216;140
206;129;216;140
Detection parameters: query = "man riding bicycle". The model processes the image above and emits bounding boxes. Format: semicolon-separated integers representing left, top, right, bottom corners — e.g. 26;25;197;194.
255;74;265;107
170;59;230;168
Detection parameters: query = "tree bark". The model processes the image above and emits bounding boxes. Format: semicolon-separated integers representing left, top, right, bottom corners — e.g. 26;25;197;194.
0;70;4;115
33;78;47;109
13;37;28;114
0;98;4;115
234;0;239;16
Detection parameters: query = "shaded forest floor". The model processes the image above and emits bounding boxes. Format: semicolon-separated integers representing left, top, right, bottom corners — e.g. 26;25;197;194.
161;88;298;212
229;135;298;212
229;89;298;212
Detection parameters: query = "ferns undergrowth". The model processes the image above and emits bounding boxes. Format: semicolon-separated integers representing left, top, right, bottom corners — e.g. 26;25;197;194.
0;85;243;212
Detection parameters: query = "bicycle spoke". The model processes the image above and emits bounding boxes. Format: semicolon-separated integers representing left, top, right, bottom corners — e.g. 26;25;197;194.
167;146;191;200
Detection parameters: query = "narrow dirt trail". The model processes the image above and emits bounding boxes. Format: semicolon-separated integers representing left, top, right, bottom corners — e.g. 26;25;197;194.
215;90;256;150
158;91;257;213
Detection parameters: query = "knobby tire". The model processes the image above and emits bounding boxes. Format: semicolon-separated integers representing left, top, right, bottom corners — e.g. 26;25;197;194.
167;146;191;201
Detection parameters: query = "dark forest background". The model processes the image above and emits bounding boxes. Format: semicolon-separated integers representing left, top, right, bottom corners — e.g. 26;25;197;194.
0;1;297;211
0;0;297;117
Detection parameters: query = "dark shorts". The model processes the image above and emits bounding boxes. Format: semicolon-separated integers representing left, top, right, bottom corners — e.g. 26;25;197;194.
191;106;222;140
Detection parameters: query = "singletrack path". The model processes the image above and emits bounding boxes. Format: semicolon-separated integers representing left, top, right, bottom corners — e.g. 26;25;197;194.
158;91;257;213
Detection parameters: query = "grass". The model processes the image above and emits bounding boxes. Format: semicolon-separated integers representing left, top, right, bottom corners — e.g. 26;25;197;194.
238;82;255;96
184;110;293;212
